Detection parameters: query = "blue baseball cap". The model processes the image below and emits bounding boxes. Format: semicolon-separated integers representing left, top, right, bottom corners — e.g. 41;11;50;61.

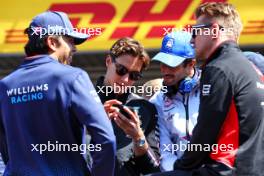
152;31;195;67
28;11;89;45
244;51;264;74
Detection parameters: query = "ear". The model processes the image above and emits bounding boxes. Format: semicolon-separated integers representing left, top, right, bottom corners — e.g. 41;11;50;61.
46;36;59;52
186;59;196;68
190;59;196;67
211;23;221;39
105;55;112;67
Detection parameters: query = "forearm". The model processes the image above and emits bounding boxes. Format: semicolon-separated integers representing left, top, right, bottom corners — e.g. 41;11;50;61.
132;130;160;170
132;130;149;156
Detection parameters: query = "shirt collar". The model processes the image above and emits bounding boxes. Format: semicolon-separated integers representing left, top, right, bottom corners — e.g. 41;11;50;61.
20;55;57;68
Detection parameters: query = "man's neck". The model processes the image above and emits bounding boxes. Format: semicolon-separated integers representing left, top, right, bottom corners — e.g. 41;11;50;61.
206;38;237;60
49;53;59;62
103;77;111;86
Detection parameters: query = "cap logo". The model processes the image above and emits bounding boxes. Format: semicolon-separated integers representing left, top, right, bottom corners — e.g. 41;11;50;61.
165;39;174;50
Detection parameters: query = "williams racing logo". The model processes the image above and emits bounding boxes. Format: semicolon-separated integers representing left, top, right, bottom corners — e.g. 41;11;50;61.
6;84;49;104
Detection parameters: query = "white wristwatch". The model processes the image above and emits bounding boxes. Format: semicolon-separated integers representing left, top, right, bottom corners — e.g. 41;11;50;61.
133;137;146;147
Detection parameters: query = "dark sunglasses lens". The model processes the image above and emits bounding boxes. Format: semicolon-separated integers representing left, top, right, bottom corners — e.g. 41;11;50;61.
115;64;128;76
129;72;142;81
115;62;142;81
191;23;212;38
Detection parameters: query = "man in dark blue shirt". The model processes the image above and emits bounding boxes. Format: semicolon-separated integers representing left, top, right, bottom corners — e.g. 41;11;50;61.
0;11;116;176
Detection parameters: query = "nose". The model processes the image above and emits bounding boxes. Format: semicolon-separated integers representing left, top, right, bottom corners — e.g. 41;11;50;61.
121;73;130;82
160;63;170;73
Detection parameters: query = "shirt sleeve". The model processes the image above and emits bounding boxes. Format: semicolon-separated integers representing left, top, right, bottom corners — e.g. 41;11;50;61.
70;71;116;176
0;99;8;164
175;66;233;169
130;103;160;174
150;94;178;171
159;112;178;171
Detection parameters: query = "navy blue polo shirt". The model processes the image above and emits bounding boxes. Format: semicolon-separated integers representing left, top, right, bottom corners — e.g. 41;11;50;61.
0;55;116;176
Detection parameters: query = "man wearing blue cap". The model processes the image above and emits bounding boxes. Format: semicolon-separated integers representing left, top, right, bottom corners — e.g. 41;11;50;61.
150;31;201;171
0;11;116;176
149;2;264;176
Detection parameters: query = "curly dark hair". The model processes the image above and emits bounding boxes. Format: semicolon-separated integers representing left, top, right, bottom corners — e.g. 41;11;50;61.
23;28;51;57
109;37;150;71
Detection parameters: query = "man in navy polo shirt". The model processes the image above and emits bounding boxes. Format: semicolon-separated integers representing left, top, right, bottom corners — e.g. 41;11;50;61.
0;11;116;176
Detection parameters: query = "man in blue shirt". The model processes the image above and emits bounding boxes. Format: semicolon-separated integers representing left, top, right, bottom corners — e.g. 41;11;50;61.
0;11;116;176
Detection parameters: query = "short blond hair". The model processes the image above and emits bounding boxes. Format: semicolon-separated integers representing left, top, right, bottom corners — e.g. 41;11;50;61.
195;2;243;40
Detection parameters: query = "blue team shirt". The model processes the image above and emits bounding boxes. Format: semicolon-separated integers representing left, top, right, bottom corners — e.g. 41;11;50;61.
0;55;116;176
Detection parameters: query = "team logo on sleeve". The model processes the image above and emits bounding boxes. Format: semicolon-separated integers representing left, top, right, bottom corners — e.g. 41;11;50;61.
256;82;264;89
163;96;173;108
202;84;211;96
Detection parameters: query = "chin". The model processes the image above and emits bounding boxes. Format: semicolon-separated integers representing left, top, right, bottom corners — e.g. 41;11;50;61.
163;81;172;86
67;56;73;63
113;84;127;94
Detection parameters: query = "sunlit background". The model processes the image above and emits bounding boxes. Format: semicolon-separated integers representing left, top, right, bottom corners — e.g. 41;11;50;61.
0;0;263;84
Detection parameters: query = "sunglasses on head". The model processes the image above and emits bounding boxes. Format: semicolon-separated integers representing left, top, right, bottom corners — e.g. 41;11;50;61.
191;23;223;39
112;58;142;81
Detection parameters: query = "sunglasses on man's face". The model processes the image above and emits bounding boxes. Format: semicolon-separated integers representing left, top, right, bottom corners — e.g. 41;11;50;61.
191;23;223;39
113;60;142;81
